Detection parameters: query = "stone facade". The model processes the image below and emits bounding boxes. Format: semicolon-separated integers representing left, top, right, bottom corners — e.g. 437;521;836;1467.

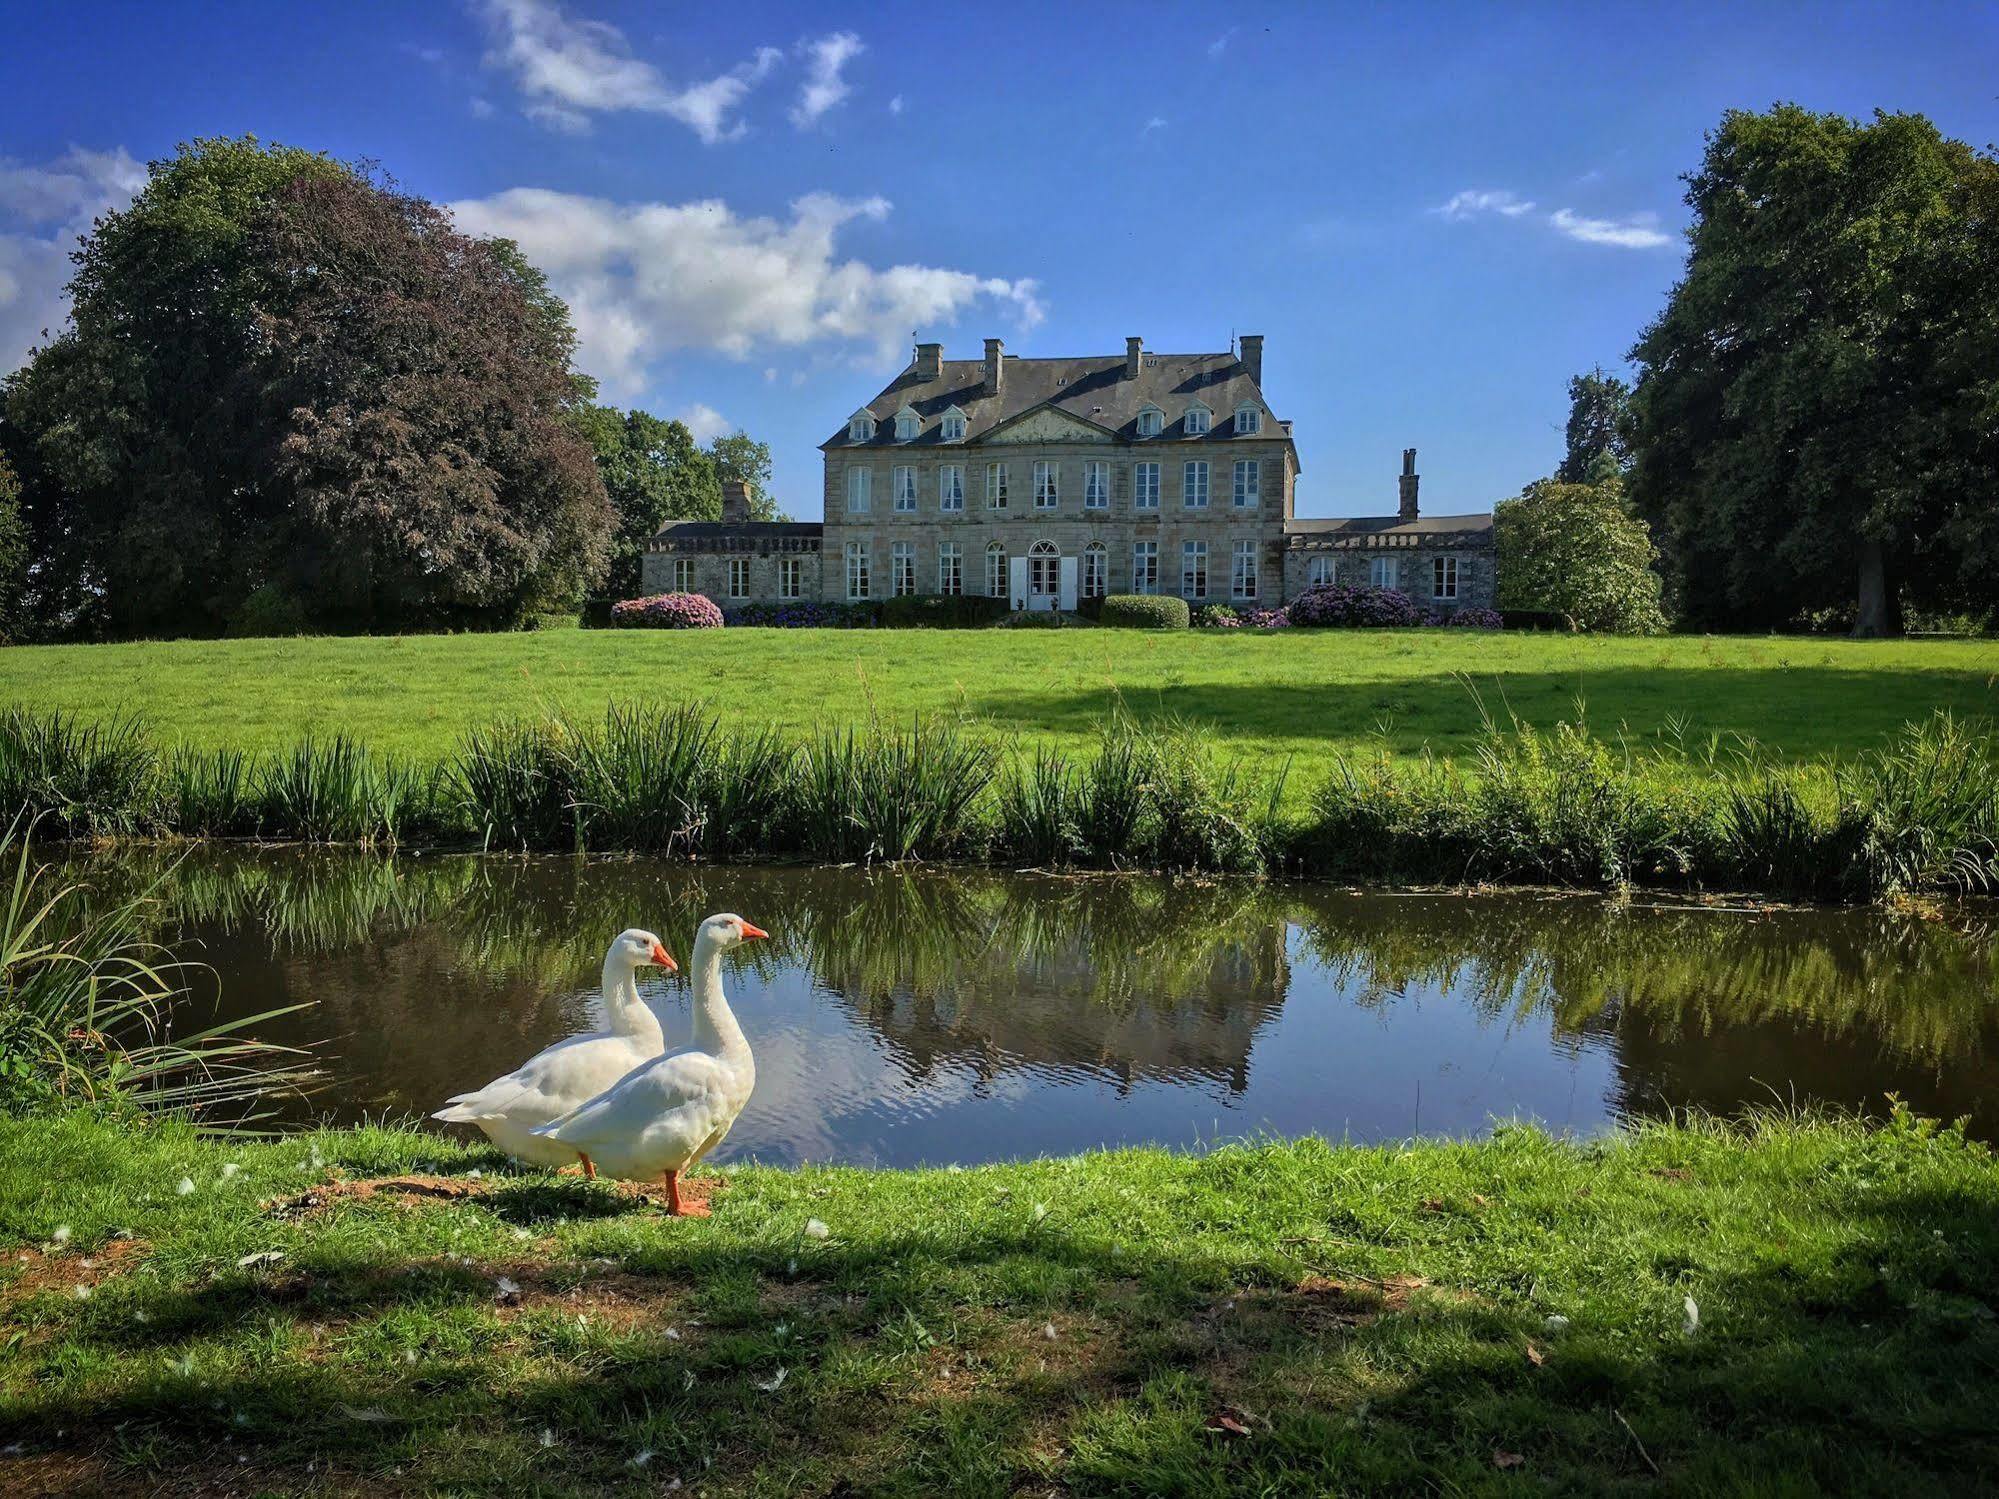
646;336;1496;615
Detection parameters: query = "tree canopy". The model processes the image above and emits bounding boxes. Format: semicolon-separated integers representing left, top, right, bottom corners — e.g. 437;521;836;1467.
1495;478;1669;634
0;137;612;635
1556;368;1633;484
1627;105;1999;635
576;406;721;599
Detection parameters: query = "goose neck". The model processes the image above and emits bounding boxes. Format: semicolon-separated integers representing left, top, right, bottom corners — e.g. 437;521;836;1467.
688;932;750;1060
601;951;665;1047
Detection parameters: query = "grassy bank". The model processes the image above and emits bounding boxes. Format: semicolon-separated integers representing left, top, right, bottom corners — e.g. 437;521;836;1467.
1;629;1993;767
2;1108;1994;1495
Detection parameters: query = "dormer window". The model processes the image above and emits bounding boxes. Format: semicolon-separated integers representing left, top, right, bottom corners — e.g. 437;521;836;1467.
939;406;967;442
1184;404;1212;436
1234;404;1261;436
1136;405;1164;439
894;405;921;441
848;411;876;442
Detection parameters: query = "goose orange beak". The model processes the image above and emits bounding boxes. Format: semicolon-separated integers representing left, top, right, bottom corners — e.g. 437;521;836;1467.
649;940;678;971
738;920;769;941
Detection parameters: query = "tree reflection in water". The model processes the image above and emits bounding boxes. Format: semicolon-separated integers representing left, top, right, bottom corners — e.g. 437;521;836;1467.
56;847;1999;1158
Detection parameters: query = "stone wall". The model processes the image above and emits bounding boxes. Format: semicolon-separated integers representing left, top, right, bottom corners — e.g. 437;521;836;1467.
640;547;822;604
1282;542;1497;613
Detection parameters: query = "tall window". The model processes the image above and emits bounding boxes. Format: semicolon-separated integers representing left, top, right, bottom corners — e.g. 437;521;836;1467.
1308;556;1333;588
845;541;870;600
891;540;916;597
1183;461;1210;509
1132;540;1159;594
1084;461;1109;510
985;462;1009;510
1136;407;1164;438
1181;540;1208;599
1032;460;1059;510
778;556;801;599
939;464;965;512
1028;540;1060;599
1369;555;1398;590
672;557;693;591
1432;556;1459;601
1232;459;1260;508
893;465;917;512
1185;405;1211;436
1231;540;1257;599
986;541;1008;597
1134;462;1160;509
1083;543;1107;598
847;468;871;512
1234;404;1261;435
939;541;963;595
728;557;750;599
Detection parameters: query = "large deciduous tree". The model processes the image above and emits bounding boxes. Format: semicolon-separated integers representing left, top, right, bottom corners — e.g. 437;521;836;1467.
576;406;721;598
707;431;785;520
1627;106;1999;635
0;137;611;636
1495;478;1669;634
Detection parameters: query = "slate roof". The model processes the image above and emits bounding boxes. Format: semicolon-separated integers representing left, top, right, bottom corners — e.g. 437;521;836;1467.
824;351;1285;448
649;520;822;549
1284;513;1494;547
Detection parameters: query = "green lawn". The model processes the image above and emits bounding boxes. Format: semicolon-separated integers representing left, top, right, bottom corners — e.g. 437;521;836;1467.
3;1108;1994;1495
3;629;1994;767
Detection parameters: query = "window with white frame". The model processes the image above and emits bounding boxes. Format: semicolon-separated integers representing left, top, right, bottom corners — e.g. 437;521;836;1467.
779;556;801;599
1183;461;1210;509
939;541;963;595
939;464;965;511
1181;539;1208;599
1232;459;1259;508
1136;405;1164;439
1369;555;1398;590
845;541;870;600
985;541;1007;597
985;462;1009;510
1132;540;1159;594
848;412;875;442
891;540;916;597
1234;404;1261;436
1033;460;1059;510
672;557;693;592
1307;555;1333;588
1184;404;1211;436
1083;542;1107;598
847;467;871;512
1134;461;1160;509
1028;539;1060;599
894;407;919;441
1231;539;1257;599
940;408;966;441
728;557;750;599
893;465;917;512
1084;461;1109;510
1432;555;1459;601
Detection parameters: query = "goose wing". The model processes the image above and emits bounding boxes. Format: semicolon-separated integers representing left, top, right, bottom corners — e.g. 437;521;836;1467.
532;1047;732;1159
432;1032;616;1124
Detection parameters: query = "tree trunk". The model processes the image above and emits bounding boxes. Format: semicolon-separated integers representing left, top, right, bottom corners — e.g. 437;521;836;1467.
1852;540;1902;638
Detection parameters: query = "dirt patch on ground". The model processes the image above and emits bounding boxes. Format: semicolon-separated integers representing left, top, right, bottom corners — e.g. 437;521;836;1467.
0;1447;398;1498
1;1237;149;1309
263;1172;721;1222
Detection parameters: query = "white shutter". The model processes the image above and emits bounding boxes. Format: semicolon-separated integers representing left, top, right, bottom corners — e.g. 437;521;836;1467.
1009;557;1029;610
1058;556;1078;611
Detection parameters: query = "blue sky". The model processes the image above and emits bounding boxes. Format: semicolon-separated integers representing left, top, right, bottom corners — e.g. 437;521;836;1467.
2;1;1994;517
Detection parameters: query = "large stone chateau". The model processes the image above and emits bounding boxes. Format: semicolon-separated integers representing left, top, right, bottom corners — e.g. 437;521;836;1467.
644;335;1495;613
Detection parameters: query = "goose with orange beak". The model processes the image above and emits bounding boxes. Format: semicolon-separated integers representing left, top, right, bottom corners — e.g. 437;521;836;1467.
433;928;677;1176
533;914;767;1215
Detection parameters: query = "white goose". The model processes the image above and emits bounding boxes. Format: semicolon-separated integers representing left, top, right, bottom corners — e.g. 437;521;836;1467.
432;928;677;1176
533;913;765;1215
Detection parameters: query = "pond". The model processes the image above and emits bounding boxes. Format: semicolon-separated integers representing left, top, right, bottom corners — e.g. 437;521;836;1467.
66;848;1999;1164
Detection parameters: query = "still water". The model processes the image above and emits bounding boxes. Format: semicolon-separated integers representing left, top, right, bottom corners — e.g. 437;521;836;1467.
73;848;1999;1164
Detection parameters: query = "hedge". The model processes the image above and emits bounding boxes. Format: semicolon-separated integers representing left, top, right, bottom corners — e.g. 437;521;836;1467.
1100;594;1190;629
878;593;1012;629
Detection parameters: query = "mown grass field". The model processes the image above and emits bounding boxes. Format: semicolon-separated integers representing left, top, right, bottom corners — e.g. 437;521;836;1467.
3;629;1995;768
3;1108;1994;1496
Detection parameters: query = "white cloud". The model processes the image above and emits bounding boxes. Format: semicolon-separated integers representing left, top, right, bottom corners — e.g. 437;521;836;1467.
1549;207;1672;249
470;95;496;119
1207;27;1238;58
887;93;905;116
449;187;1042;396
476;0;780;143
0;146;146;374
676;402;732;443
791;32;863;128
1438;188;1536;220
1140;116;1167;137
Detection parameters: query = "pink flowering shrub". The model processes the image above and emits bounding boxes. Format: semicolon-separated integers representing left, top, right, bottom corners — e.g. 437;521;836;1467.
1440;606;1503;629
1240;607;1291;628
610;592;725;629
1286;584;1422;628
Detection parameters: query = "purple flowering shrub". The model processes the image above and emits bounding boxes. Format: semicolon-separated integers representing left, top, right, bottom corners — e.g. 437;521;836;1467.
1240;607;1291;628
1286;584;1423;628
610;592;725;629
725;599;881;628
1440;606;1503;629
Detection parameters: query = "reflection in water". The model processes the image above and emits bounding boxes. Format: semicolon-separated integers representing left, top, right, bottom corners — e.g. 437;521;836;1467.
62;848;1999;1164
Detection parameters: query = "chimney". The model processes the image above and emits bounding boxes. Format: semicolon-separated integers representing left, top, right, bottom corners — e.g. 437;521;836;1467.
1125;336;1143;379
721;478;751;524
1398;448;1419;521
914;341;942;381
1239;333;1264;385
983;337;1004;396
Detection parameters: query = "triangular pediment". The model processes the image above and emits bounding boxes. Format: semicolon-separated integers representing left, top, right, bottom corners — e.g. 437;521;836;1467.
979;402;1118;444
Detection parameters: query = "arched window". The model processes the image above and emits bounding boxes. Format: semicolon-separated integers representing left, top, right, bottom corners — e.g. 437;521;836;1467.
1184;403;1212;436
1135;404;1164;439
985;540;1008;598
1083;542;1107;599
1028;539;1060;600
1234;403;1261;436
